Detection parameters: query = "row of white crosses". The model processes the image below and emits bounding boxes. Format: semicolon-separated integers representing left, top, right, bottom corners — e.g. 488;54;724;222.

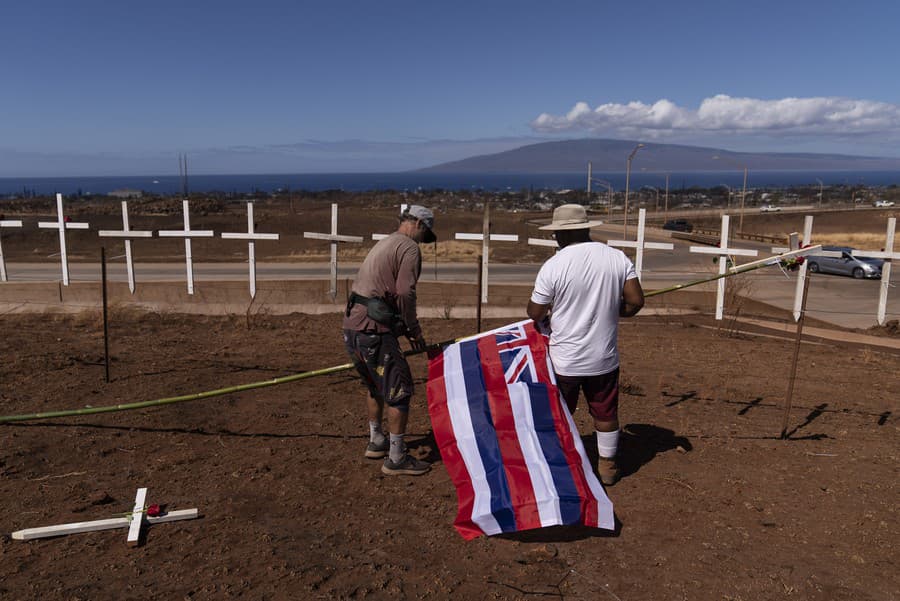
1;194;279;297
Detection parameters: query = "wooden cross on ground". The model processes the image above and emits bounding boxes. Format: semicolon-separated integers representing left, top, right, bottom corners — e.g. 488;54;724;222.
0;217;24;282
157;200;214;295
11;487;198;546
303;203;364;300
852;217;898;325
371;204;408;241
221;201;280;298
37;194;90;286
98;201;153;294
607;208;674;279
688;214;758;320
454;203;519;303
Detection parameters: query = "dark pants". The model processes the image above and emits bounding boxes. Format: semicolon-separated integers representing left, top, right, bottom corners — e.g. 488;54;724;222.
554;368;620;422
343;329;413;410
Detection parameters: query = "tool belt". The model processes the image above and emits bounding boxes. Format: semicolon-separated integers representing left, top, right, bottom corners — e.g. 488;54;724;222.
346;292;406;335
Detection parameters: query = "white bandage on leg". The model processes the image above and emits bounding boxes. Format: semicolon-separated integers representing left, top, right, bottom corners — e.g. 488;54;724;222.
596;429;619;459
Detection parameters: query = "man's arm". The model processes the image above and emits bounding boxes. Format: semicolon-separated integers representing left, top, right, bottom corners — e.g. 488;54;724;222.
396;244;426;349
527;300;551;323
620;277;645;317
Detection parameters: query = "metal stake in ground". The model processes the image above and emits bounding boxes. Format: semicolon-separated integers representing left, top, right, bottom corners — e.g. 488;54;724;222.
476;254;483;332
781;270;812;439
303;203;364;300
11;487;199;545
37;194;90;286
98;201;153;294
688;215;758;320
0;216;24;282
101;247;110;383
220;201;280;299
157;200;214;295
455;203;519;303
851;217;898;325
607;208;674;280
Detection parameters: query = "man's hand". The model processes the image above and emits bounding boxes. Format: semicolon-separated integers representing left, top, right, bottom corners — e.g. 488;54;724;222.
409;333;427;352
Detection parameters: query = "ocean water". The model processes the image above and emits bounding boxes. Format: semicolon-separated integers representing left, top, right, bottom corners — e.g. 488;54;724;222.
1;170;899;197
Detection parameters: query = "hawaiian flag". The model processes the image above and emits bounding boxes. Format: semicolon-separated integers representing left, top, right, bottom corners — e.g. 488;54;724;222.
427;319;614;540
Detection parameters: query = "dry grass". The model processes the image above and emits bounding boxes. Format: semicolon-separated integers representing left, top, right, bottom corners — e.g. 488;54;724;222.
811;232;894;249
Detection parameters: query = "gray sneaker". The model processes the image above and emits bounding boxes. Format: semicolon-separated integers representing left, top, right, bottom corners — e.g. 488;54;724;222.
381;454;431;476
365;439;390;459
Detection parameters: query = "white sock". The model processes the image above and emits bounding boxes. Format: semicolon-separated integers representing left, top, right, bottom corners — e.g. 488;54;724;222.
369;420;385;444
596;430;619;459
389;433;406;462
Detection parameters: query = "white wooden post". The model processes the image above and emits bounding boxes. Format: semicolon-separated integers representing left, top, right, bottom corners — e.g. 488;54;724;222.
689;215;758;320
852;217;898;325
791;216;814;322
607;209;673;279
527;237;558;248
454;204;519;303
303;203;364;300
157;200;214;295
98;201;153;293
221;202;280;298
37;194;90;286
372;204;408;241
0;218;24;282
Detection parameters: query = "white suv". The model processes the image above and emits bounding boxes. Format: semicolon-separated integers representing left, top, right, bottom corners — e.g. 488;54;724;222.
759;205;782;212
874;200;895;207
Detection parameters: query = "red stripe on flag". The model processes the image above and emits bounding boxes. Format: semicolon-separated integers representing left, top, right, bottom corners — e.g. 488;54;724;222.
426;350;483;540
525;324;600;527
476;335;542;532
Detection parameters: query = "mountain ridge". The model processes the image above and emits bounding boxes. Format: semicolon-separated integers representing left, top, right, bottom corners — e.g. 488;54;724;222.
415;138;900;173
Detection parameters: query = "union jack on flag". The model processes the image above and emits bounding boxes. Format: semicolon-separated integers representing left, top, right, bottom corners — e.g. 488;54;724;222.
427;319;614;540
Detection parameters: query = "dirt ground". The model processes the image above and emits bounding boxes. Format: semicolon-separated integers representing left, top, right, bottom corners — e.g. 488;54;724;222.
1;310;897;600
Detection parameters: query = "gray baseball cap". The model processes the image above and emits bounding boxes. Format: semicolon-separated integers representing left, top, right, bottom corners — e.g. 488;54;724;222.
404;205;437;243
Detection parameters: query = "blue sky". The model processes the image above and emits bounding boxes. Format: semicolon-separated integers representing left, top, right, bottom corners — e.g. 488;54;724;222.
2;0;900;175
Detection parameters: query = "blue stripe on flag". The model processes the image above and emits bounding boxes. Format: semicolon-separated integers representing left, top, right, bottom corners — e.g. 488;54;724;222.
459;339;517;533
527;383;583;525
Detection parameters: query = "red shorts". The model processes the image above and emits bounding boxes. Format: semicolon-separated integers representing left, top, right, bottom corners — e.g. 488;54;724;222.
554;368;619;422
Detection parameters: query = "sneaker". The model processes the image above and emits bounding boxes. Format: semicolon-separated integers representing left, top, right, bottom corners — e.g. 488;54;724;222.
381;454;431;476
365;439;389;459
598;456;620;486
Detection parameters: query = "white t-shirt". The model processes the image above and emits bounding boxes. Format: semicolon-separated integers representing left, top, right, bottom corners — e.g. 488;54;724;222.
530;241;637;376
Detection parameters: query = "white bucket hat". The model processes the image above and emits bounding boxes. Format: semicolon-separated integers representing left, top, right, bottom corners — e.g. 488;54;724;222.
538;204;604;230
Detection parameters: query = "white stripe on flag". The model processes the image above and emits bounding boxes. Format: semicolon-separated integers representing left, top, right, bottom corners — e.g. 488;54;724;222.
444;343;503;536
507;382;564;527
562;406;615;530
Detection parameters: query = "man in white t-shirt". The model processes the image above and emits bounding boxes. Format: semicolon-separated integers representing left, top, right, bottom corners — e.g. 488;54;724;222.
527;204;644;485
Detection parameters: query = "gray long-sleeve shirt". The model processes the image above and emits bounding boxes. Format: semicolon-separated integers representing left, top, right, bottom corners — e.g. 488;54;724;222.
342;232;422;337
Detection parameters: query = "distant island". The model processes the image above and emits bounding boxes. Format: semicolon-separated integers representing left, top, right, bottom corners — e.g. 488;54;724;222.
416;138;900;173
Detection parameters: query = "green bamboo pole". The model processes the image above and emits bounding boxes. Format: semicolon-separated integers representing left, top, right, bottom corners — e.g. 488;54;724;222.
1;247;817;424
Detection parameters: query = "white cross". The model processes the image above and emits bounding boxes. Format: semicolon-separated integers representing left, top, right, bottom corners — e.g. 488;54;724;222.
372;204;408;241
454;204;519;303
37;194;90;286
0;217;24;282
11;487;198;546
852;217;898;325
97;201;153;294
607;208;674;279
689;214;758;320
527;237;558;248
221;202;280;298
157;200;214;295
303;203;364;300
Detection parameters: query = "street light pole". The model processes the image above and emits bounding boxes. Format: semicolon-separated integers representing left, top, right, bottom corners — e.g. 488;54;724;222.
739;167;748;233
816;178;824;207
664;173;670;223
624;143;644;238
591;178;614;218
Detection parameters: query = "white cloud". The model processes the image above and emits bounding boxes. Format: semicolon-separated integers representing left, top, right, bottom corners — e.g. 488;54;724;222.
532;95;900;139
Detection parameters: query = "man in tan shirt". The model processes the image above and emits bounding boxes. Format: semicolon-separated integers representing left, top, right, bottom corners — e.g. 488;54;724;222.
342;205;435;476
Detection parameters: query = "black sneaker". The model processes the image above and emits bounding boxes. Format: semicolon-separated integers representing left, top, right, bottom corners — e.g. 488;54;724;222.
381;454;431;476
365;439;389;459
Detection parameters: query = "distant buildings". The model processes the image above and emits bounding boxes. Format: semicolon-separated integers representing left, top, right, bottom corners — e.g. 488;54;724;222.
108;188;142;199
